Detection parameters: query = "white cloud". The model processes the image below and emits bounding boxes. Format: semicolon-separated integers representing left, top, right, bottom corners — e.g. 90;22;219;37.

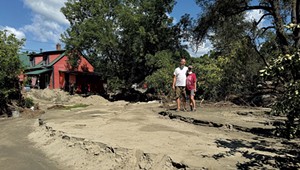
0;26;26;40
21;15;65;43
23;0;69;25
21;0;69;43
184;39;213;57
245;9;266;28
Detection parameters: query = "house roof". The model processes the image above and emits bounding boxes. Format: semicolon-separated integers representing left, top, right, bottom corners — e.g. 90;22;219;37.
25;52;66;70
22;50;93;73
28;50;65;57
25;68;53;75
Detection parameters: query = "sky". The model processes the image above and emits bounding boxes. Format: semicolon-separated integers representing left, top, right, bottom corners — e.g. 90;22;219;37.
0;0;265;57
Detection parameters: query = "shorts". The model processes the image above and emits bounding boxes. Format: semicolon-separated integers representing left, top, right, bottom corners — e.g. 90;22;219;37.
175;86;186;99
186;89;195;96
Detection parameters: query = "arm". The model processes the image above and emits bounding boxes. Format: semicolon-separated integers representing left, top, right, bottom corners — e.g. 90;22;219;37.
172;75;176;90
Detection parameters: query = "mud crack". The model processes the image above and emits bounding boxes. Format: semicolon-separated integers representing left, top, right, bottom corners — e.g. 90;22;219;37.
158;111;275;137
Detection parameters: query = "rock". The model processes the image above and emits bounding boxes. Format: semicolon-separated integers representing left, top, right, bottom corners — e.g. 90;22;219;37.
266;159;276;165
12;111;20;118
62;135;70;140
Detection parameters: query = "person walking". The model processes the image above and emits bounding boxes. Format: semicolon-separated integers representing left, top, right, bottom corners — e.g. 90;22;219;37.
186;65;197;111
172;58;188;111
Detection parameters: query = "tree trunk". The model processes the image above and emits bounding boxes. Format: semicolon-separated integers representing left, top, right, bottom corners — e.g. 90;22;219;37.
271;0;290;54
292;0;300;48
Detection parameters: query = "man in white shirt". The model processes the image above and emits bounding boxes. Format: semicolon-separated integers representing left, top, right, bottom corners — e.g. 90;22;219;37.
172;58;188;111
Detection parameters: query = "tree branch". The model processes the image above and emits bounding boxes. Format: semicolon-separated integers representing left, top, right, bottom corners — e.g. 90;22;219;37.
228;5;273;18
260;26;276;36
252;26;275;41
254;13;272;27
246;36;269;67
244;5;273;13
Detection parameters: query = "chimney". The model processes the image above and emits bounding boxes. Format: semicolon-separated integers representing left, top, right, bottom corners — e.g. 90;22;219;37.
56;43;61;50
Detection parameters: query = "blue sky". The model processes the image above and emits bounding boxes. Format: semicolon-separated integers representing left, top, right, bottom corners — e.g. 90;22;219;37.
0;0;264;57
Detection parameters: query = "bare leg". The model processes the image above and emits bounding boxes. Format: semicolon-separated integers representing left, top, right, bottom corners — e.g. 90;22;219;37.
189;95;193;110
191;95;196;111
182;97;186;110
176;98;181;110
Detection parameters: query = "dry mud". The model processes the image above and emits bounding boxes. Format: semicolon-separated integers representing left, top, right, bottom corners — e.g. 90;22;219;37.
26;90;300;170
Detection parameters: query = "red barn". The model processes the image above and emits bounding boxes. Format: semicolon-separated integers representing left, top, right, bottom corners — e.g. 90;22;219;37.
20;44;106;94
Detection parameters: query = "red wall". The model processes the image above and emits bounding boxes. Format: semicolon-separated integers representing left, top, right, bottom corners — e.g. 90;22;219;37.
77;56;94;72
34;56;43;65
59;72;65;89
52;56;68;89
51;55;94;89
49;54;60;63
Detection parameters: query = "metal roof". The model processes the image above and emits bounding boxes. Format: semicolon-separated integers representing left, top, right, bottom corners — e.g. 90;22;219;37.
25;68;53;75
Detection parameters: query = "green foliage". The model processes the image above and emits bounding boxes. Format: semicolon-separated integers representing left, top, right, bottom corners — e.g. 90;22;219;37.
189;39;263;101
190;1;267;101
24;98;34;108
24;77;32;86
107;77;125;93
272;81;300;138
145;51;175;94
61;0;187;89
260;23;300;138
193;0;300;139
0;30;24;114
221;39;263;97
190;55;224;100
261;50;300;138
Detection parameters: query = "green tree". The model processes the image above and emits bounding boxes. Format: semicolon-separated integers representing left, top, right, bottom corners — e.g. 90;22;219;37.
0;30;24;115
188;5;265;101
61;0;187;89
190;54;224;100
145;50;176;94
193;0;300;138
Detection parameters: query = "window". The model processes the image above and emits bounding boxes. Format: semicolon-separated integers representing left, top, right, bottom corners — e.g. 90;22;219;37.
30;56;35;67
43;55;49;65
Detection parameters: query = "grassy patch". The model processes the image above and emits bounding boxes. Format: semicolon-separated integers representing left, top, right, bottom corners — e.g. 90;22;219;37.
47;103;89;110
64;104;89;110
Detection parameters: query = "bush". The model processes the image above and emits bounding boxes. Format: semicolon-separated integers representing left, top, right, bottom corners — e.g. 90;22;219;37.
145;51;176;94
261;50;300;139
24;98;34;108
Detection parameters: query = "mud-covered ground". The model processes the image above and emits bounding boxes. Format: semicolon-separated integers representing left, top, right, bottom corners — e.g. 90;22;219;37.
2;89;300;170
0;118;67;170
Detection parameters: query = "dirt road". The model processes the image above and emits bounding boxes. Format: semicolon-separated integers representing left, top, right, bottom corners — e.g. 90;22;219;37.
0;118;64;170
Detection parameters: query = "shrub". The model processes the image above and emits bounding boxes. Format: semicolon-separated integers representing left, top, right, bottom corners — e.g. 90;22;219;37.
24;98;34;108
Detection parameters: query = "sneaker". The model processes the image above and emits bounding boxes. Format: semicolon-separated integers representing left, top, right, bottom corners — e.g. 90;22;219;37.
182;108;187;112
190;105;193;111
175;108;180;112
